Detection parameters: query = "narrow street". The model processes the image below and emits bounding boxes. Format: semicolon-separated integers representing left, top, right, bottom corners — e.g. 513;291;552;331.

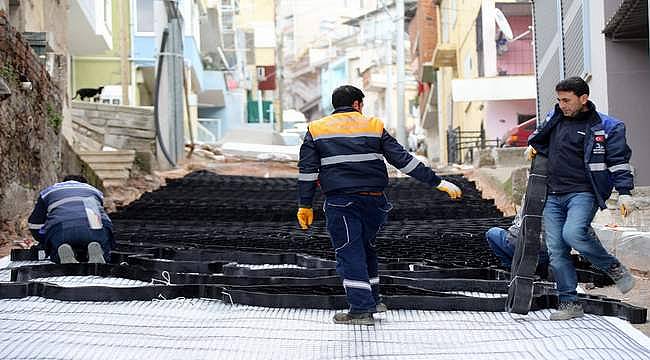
1;161;649;358
2;0;650;358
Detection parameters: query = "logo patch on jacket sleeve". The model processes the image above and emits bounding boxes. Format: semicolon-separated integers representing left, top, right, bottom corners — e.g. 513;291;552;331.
595;135;605;142
593;142;606;154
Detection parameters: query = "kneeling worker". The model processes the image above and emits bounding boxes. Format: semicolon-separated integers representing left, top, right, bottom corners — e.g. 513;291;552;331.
27;175;114;264
485;215;550;276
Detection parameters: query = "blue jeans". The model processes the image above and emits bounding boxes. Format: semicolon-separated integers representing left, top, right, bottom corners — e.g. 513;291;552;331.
324;194;391;313
486;228;515;268
45;220;114;263
544;192;619;302
485;227;549;270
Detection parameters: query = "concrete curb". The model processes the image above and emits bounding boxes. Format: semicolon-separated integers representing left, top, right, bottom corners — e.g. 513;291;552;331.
593;224;650;273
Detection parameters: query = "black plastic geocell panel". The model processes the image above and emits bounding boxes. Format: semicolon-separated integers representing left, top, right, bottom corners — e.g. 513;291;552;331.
4;170;646;323
507;155;548;314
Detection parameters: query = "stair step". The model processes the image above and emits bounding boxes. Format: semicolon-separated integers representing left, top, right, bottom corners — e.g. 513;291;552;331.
86;163;134;171
94;169;130;179
78;150;136;156
79;155;136;164
76;150;136;186
102;179;128;187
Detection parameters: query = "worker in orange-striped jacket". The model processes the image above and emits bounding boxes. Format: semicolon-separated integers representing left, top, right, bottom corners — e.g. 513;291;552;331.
296;85;462;325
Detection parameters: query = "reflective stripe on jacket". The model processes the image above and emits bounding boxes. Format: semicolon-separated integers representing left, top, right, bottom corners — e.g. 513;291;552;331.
27;181;113;242
298;110;441;207
528;103;633;209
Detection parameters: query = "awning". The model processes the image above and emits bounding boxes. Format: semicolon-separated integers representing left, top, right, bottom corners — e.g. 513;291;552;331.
603;0;649;40
451;75;536;102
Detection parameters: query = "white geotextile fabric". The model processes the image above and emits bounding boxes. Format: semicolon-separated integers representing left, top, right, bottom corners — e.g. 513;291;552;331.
1;256;649;359
0;297;649;360
30;275;153;288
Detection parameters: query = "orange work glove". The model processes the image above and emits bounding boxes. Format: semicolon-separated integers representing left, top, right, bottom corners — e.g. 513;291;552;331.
524;146;537;161
436;180;462;200
297;207;314;230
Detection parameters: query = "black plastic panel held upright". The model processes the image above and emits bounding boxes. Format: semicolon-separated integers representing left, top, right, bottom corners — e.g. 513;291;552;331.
506;155;548;314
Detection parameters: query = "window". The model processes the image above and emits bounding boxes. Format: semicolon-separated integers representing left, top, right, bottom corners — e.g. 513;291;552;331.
518;113;535;125
136;0;154;33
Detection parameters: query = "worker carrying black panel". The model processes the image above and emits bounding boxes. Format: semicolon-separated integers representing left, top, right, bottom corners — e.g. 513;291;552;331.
509;76;637;320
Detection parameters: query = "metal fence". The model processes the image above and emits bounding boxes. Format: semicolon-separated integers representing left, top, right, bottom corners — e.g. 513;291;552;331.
447;125;500;164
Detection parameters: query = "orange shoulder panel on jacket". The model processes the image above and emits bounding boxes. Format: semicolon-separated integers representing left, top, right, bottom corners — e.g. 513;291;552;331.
309;112;384;140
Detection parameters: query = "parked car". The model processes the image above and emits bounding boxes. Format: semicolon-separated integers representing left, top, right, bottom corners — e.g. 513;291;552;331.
501;117;537;147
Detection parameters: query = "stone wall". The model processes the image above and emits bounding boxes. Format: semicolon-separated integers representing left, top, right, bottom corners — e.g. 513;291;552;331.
0;10;62;225
70;102;157;170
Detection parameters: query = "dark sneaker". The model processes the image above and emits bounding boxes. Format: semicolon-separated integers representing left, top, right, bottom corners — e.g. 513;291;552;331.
87;242;106;264
550;302;584;321
332;312;375;325
57;244;78;264
376;302;388;313
608;263;635;294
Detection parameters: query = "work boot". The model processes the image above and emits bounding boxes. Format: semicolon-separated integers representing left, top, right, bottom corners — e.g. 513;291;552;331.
549;302;584;321
87;242;106;264
57;244;78;264
332;312;375;325
376;302;388;313
608;263;635;294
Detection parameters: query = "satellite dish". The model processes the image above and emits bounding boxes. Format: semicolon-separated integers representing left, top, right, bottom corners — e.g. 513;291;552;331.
494;8;514;40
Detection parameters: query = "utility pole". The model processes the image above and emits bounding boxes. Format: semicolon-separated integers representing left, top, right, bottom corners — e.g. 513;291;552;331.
395;0;406;146
119;0;130;105
384;41;392;128
274;0;284;132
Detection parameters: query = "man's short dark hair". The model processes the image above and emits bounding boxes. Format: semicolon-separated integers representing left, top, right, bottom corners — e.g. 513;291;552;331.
555;76;589;97
332;85;365;108
63;175;88;183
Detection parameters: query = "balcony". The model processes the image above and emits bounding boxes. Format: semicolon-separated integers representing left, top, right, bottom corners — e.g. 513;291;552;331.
366;72;418;92
432;43;457;68
68;0;112;55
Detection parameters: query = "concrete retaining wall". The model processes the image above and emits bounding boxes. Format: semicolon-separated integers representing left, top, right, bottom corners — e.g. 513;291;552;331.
70;102;157;170
494;147;529;168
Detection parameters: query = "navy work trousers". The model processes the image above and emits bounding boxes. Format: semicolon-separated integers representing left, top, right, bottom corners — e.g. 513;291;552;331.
44;219;114;263
324;193;391;313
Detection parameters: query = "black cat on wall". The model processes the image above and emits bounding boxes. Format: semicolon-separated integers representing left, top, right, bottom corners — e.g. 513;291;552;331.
72;86;104;102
